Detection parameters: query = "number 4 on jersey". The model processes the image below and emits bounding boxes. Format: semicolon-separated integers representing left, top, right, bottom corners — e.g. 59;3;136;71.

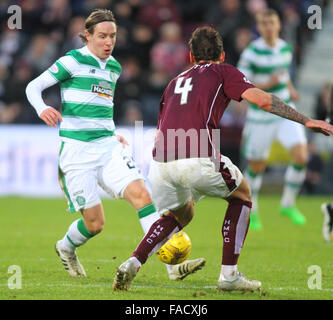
174;77;193;105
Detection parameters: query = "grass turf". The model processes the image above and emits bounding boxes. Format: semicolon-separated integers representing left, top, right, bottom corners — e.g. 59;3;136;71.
1;195;332;300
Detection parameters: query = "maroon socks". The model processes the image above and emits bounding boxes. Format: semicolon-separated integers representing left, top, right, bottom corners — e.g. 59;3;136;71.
222;199;252;265
133;212;182;264
132;199;252;269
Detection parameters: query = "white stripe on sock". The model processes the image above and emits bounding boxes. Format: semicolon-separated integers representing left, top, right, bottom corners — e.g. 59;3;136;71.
235;205;251;255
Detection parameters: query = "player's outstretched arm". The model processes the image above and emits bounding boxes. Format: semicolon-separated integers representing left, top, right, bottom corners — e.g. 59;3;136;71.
241;88;333;136
26;70;61;126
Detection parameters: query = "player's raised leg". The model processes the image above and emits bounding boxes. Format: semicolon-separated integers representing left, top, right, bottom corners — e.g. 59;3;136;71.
56;204;104;277
218;178;261;291
123;178;205;279
113;202;193;290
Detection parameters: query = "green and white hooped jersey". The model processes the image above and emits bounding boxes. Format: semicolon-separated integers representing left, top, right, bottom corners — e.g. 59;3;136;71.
238;37;293;123
48;46;121;142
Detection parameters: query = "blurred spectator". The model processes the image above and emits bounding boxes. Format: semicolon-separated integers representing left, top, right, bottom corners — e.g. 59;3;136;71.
120;100;144;126
4;59;33;105
281;3;300;49
246;0;268;18
20;0;44;35
0;29;21;67
205;0;251;64
137;0;182;31
0;61;8;103
131;24;154;69
112;1;135;57
41;0;72;32
302;142;325;194
23;33;58;74
114;55;144;122
228;26;253;66
1;58;41;123
150;22;188;78
140;66;170;125
61;16;85;54
0;0;325;125
0;102;22;124
83;0;114;12
315;83;332;122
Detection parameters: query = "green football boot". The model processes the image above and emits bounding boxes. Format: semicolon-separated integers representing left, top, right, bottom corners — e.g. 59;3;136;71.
280;206;306;225
249;211;263;230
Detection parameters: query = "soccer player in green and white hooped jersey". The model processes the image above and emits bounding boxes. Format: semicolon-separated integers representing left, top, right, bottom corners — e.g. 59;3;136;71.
26;9;205;280
237;9;308;230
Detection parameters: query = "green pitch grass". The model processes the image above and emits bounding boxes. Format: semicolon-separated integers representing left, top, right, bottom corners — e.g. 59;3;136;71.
1;195;332;300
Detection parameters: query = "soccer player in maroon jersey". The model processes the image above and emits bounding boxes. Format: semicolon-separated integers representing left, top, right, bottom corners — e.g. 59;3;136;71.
113;26;333;291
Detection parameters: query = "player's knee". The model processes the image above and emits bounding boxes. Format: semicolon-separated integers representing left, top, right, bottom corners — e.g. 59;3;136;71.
127;183;152;203
249;161;266;174
241;182;252;202
171;202;194;227
293;153;308;166
86;220;104;235
228;178;251;203
139;187;152;202
291;144;308;166
181;209;193;226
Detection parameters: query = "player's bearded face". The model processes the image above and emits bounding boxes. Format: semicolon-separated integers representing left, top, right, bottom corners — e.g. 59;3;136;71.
86;21;117;59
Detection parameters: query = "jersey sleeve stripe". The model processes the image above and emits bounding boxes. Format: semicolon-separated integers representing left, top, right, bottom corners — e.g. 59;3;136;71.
48;60;72;82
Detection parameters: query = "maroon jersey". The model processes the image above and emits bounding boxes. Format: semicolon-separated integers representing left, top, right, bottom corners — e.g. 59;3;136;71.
153;62;255;162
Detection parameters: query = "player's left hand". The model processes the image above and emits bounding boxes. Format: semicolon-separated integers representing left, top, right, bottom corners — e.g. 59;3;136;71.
305;119;333;136
116;134;129;148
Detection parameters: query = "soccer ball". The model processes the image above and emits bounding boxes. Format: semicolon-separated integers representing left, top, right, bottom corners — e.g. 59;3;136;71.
156;231;192;265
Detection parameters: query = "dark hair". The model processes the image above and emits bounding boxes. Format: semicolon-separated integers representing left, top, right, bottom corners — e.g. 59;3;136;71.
188;26;223;62
79;9;116;44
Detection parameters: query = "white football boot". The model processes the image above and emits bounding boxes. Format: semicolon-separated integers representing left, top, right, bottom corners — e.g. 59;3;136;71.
113;257;140;291
167;258;206;280
321;203;333;242
55;240;86;277
218;271;261;292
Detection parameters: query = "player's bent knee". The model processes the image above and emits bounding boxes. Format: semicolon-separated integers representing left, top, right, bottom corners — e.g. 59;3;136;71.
293;153;308;166
291;144;308;166
249;160;266;174
124;180;152;203
171;201;194;227
227;178;251;203
86;221;104;235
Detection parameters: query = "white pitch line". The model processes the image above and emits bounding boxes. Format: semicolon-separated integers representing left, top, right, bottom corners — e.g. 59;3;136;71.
1;282;333;292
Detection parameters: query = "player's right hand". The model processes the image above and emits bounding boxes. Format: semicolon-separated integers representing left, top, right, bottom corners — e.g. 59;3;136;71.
305;119;333;136
40;107;62;127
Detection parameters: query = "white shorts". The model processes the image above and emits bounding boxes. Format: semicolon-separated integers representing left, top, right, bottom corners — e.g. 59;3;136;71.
148;156;243;214
242;118;307;160
58;136;143;213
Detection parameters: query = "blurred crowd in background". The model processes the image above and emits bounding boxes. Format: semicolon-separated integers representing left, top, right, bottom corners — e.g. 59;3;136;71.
0;0;330;126
0;0;332;194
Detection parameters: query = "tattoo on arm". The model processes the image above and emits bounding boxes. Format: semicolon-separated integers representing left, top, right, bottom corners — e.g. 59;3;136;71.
270;95;310;125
